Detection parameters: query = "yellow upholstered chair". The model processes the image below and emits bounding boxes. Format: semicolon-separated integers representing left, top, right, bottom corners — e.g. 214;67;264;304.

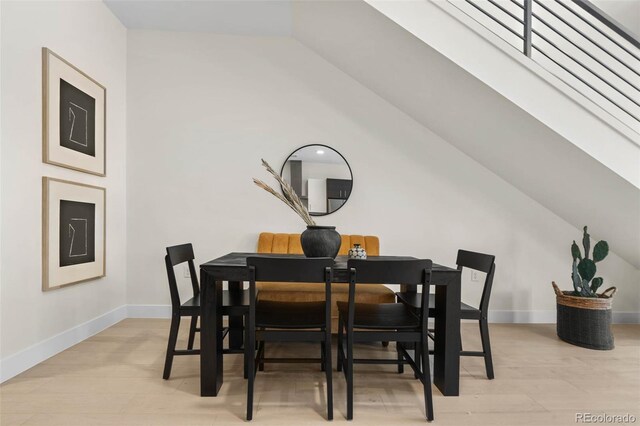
256;232;396;332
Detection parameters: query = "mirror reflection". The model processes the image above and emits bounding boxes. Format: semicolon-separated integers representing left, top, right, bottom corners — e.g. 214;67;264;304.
281;145;353;216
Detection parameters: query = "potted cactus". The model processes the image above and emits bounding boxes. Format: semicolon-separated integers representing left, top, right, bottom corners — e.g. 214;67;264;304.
552;226;616;350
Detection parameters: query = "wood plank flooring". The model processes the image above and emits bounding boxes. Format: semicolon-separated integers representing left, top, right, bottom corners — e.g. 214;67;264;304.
1;319;638;425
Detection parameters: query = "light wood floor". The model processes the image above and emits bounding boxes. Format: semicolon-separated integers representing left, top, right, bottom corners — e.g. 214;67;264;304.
1;319;638;425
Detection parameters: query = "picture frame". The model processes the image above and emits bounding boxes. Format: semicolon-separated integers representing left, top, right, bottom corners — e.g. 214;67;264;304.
42;48;106;176
43;177;106;291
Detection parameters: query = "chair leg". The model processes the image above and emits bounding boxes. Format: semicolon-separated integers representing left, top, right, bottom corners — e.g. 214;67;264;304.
247;321;256;420
258;328;265;372
187;315;198;350
257;340;265;372
397;342;404;374
421;336;434;421
346;329;354;420
413;341;420;379
243;314;249;379
337;316;344;372
321;340;326;372
324;332;333;420
479;318;495;379
162;314;181;380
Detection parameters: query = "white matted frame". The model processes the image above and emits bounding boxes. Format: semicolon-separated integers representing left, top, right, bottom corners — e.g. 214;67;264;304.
42;48;106;176
43;177;106;291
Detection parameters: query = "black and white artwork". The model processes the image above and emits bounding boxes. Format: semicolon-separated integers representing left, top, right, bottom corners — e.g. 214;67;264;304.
59;79;96;157
59;200;96;267
43;177;105;291
43;48;105;176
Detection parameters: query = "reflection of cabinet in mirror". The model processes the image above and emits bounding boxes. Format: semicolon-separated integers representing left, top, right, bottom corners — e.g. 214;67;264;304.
289;160;302;196
326;179;351;199
326;179;351;213
307;178;327;214
287;160;308;208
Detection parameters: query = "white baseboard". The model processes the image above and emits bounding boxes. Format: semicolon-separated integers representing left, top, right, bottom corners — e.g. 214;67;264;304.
127;304;172;318
126;305;229;326
488;310;556;323
612;312;640;324
119;305;640;325
126;305;637;324
488;310;640;324
0;305;127;383
2;304;637;384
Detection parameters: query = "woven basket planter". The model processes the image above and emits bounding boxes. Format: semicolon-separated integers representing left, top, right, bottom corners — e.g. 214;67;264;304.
552;282;616;350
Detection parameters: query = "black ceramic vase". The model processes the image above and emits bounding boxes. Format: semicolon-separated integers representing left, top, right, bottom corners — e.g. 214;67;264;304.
300;226;341;259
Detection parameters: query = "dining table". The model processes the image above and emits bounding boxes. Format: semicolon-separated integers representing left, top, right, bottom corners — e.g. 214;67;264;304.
199;252;462;397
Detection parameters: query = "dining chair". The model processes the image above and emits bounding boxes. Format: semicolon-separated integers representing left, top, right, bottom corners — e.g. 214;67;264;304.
163;243;250;380
396;249;496;379
246;256;334;421
337;258;434;421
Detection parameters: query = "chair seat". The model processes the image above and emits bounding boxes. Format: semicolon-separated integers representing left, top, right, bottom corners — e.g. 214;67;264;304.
256;300;327;329
395;292;482;320
460;301;481;320
180;290;251;315
180;295;200;312
258;283;395;332
337;302;420;329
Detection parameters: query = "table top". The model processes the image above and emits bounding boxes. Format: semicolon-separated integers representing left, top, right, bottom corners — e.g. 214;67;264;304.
201;252;458;273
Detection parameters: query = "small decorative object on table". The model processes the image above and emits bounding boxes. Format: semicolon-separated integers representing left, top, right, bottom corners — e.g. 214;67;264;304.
253;159;341;258
348;243;367;259
552;226;616;350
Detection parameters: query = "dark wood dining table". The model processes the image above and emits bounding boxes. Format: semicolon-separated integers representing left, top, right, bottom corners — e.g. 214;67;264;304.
199;253;462;397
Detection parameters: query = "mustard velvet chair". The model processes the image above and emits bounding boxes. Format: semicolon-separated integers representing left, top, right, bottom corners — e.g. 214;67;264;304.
256;233;396;332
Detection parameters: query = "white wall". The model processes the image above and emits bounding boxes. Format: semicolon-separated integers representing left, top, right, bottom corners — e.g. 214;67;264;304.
126;31;639;319
0;1;127;376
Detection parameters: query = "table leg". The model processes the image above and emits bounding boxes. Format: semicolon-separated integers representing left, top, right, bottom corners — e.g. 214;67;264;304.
433;272;461;396
200;269;223;396
227;281;244;350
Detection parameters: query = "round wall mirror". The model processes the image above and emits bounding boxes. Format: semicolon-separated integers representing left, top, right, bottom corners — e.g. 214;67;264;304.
280;144;353;216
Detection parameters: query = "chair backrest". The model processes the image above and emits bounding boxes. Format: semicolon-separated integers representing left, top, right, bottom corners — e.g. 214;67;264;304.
165;243;199;310
346;258;432;327
456;249;496;313
246;256;334;327
247;256;333;283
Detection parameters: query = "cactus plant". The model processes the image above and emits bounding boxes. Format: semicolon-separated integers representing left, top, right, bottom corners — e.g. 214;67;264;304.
570;226;608;297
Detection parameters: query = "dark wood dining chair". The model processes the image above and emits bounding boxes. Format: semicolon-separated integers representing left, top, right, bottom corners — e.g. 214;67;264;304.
163;243;250;380
246;256;334;421
337;258;434;421
397;249;496;379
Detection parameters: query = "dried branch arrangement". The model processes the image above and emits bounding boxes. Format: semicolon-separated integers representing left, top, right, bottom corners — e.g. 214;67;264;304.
253;159;316;226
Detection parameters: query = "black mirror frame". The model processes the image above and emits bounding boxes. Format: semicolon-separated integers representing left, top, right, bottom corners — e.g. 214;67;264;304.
280;144;353;217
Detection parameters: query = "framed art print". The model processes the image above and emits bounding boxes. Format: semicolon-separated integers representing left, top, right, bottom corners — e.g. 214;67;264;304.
43;48;106;176
43;177;106;291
